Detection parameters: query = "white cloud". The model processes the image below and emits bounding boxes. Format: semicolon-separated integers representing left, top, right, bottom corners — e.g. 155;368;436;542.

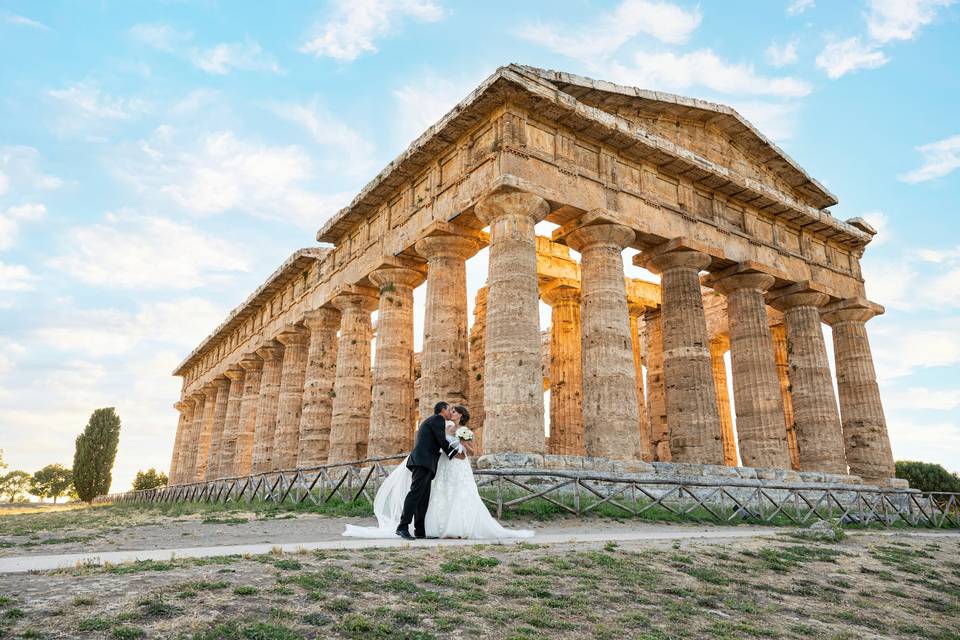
112;127;351;228
392;73;483;146
129;22;191;52
898;134;960;183
872;321;960;379
516;0;702;59
0;203;46;250
863;243;960;311
728;101;801;141
866;0;956;43
0;262;38;292
860;210;889;245
0;146;63;194
270;98;375;175
49;212;250;289
300;0;445;61
886;387;960;411
4;13;48;29
815;37;889;79
48;82;147;120
886;419;960;472
765;38;799;67
786;0;815;16
607;49;812;97
191;40;281;75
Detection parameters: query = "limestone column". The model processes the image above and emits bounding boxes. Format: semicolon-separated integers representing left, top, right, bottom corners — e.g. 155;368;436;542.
711;273;791;469
368;267;425;458
217;367;245;478
628;302;652;461
234;354;263;477
646;251;723;464
415;235;477;420
202;377;231;480
642;309;669;461
567;224;641;460
770;323;800;470
327;289;378;463
297;308;340;467
181;392;207;482
272;326;310;471
474;191;549;455
251;341;284;474
710;336;737;467
194;382;221;481
770;293;846;474
540;281;584;456
822;299;893;481
467;286;488;451
169;400;191;483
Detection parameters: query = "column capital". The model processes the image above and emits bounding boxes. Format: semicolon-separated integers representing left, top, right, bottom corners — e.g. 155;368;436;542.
628;301;651;318
223;366;245;381
709;272;776;295
254;340;284;362
474;190;549;225
821;297;884;325
414;235;478;261
302;307;340;331
645;249;711;274
189;391;206;404
330;286;379;314
565;223;635;253
539;278;580;306
769;291;830;312
275;325;310;347
368;266;427;291
174;400;189;412
238;353;263;371
212;376;231;391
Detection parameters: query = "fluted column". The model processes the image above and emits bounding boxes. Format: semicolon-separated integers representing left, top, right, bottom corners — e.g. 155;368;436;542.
642;309;669;461
368;267;425;458
272;326;310;471
234;355;263;477
251;341;284;474
769;293;846;474
194;382;221;481
467;286;488;451
567;224;641;460
169;400;191;484
181;392;207;482
628;302;652;461
203;377;231;480
415;235;477;420
711;272;791;469
298;308;340;467
645;251;723;464
540;281;584;456
710;336;737;466
327;289;378;463
217;367;245;478
475;191;549;455
822;299;893;482
770;323;800;470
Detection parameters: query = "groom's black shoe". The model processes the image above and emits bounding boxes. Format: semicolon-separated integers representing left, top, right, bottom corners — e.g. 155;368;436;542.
396;528;415;540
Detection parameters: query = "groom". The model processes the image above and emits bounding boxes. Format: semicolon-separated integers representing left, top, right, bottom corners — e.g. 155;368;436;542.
396;401;462;540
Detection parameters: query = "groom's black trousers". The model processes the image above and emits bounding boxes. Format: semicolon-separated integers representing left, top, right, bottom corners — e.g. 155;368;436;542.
398;465;432;536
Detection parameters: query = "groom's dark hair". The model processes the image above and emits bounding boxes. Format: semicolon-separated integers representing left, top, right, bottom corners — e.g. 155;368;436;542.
433;401;448;415
454;405;470;425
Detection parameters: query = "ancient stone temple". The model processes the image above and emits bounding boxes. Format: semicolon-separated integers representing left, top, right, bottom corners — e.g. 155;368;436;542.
167;65;898;488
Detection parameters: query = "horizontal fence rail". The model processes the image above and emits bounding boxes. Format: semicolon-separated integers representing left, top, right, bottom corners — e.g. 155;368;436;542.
96;457;960;529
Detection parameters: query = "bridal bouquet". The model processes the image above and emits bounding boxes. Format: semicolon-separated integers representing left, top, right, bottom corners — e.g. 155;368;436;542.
455;426;474;441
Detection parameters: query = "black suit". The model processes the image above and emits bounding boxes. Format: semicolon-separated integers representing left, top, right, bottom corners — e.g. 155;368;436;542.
398;414;459;536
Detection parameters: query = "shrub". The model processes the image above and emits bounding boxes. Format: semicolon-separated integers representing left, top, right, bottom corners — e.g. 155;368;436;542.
895;460;960;493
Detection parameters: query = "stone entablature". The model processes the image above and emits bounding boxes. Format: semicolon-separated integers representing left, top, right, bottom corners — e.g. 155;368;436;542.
168;64;896;488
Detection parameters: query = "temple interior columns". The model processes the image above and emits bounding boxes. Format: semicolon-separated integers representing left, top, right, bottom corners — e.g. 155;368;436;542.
709;335;738;467
770;323;800;470
475;190;549;455
540;279;584;456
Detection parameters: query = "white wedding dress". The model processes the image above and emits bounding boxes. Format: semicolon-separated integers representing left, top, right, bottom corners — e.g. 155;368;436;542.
343;454;534;539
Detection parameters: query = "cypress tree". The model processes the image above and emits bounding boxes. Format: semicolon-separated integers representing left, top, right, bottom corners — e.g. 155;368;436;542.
73;407;122;503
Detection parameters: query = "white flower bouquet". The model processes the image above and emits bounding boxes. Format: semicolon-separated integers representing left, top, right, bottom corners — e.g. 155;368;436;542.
455;426;474;441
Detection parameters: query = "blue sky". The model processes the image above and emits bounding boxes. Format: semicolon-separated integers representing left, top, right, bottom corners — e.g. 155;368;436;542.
1;0;958;492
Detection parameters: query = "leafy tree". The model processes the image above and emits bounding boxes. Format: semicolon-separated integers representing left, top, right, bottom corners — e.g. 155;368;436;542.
0;470;32;502
132;468;168;491
895;460;960;493
29;464;74;503
0;449;7;470
73;407;122;503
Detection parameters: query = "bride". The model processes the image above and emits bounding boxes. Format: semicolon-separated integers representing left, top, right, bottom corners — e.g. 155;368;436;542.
343;405;533;540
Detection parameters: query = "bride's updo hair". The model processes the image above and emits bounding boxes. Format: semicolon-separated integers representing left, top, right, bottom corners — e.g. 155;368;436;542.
454;405;470;426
